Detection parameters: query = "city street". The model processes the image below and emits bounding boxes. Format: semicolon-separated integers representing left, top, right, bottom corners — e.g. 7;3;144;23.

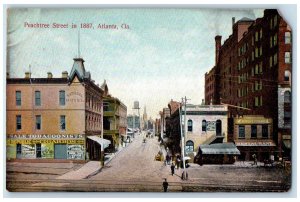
6;132;291;192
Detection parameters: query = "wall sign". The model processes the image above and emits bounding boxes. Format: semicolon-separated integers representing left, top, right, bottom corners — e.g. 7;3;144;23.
206;121;216;131
66;91;84;103
67;145;84;160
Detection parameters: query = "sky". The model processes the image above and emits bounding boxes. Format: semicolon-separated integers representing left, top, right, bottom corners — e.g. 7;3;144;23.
7;8;264;119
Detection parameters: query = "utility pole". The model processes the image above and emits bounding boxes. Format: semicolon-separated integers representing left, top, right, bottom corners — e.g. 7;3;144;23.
101;101;104;167
181;96;190;180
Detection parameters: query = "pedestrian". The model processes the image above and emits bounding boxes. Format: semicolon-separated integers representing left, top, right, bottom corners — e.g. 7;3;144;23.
176;156;181;169
162;178;169;192
167;154;171;165
171;163;175;176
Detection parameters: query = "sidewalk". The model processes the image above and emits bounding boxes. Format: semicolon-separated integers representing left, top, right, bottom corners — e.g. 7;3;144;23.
56;161;101;180
56;137;136;180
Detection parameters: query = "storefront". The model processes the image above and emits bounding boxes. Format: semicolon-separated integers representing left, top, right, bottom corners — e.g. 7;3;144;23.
195;143;240;165
235;140;276;161
7;134;85;160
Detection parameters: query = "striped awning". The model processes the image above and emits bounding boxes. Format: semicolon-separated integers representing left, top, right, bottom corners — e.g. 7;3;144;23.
200;143;240;155
87;136;111;149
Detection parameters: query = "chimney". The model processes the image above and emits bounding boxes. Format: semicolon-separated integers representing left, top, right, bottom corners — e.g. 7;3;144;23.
25;72;31;79
215;35;222;65
62;71;68;78
201;99;205;105
232;17;235;27
47;72;53;79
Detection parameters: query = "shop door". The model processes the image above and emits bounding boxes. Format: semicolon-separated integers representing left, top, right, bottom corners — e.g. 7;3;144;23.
36;143;42;158
216;120;222;136
16;144;22;159
54;144;67;159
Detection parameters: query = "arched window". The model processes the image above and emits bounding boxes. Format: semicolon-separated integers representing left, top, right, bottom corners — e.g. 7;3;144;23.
187;120;193;132
186;140;194;152
284;91;291;103
202;120;207;132
284;70;291;82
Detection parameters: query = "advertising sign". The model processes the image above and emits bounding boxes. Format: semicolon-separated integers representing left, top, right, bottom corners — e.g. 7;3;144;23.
22;144;36;159
7;144;16;159
41;143;54;158
206;121;216;131
67;145;84;160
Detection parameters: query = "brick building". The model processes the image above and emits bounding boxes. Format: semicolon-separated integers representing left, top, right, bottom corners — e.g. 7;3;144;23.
204;9;292;159
7;58;110;161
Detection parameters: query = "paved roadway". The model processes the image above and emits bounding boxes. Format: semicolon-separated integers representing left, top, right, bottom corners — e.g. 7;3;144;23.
6;132;291;192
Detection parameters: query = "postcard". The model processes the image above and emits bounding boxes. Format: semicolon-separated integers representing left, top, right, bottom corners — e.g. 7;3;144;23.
5;6;293;193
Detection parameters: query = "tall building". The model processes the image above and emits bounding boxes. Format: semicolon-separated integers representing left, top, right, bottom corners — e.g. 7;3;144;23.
142;106;148;130
204;9;292;158
7;58;109;161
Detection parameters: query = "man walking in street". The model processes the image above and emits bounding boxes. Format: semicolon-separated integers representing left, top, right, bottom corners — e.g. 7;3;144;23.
162;178;169;192
171;163;175;176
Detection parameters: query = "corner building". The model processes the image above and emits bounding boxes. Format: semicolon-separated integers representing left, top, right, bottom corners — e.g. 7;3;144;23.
205;9;292;160
7;58;107;161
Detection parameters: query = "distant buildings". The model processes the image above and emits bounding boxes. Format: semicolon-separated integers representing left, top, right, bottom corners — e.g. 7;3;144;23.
205;9;292;160
127;115;140;129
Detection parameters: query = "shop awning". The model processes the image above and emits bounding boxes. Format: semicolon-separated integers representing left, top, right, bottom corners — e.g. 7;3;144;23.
199;143;240;155
87;136;111;149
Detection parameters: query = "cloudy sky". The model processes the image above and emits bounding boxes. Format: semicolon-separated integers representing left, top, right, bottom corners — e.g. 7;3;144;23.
7;8;264;119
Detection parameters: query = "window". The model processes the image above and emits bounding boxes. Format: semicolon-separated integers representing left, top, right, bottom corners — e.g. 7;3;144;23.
270;56;273;67
274;53;278;65
16;144;22;157
60;115;66;130
262;125;268;139
270;37;273;48
202;120;207;132
285;52;291;64
259;62;263;74
285;32;291;44
270;18;273;29
273;34;278;46
274;15;277;27
59;90;65;106
36;115;41;130
238;125;245;139
35;91;41;106
36;143;42;158
259;46;262;56
255;64;259;75
255;48;258;58
251;125;257;138
185;140;194;153
254;96;262;107
284;91;291;103
260;29;263;39
16;91;21;106
284;111;291;126
16;115;21;130
255;31;259;41
284;70;290;82
187;119;193;132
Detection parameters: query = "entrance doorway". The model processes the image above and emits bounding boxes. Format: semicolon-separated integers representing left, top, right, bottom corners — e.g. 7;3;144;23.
216;120;222;136
54;144;67;159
